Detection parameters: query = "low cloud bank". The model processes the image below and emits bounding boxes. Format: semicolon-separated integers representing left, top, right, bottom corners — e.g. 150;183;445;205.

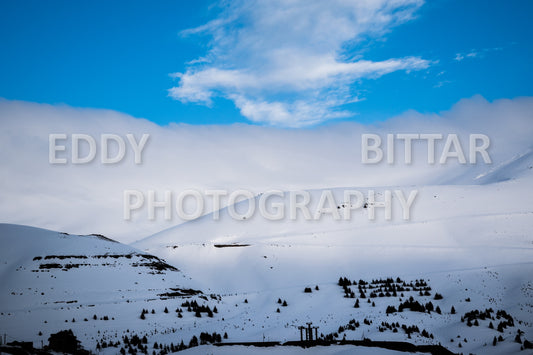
0;95;532;242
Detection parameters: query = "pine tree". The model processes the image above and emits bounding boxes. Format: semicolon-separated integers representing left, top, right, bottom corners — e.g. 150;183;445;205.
497;322;504;332
450;306;456;314
189;335;198;347
164;307;168;313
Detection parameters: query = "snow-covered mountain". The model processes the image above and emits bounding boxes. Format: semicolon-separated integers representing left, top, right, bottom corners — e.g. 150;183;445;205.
133;150;533;291
0;224;213;353
1;151;533;354
130;152;533;354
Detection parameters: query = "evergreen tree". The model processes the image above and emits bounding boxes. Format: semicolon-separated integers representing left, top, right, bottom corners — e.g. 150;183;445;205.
189;335;198;348
386;305;397;314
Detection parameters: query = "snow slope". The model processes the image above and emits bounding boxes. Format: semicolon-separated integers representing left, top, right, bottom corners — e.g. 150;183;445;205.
133;153;533;293
1;152;532;354
129;153;533;354
0;224;207;352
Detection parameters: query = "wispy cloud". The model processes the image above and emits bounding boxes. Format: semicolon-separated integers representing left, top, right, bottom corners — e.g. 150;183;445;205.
454;53;464;62
169;0;430;127
433;80;452;88
454;47;503;61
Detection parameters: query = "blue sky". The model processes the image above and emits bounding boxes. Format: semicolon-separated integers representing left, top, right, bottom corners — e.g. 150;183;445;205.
0;0;531;126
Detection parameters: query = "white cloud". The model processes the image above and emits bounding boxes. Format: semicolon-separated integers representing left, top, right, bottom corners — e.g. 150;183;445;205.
1;96;533;243
169;0;430;127
454;47;503;62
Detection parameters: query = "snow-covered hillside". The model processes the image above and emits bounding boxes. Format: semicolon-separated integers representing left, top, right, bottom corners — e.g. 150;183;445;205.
130;153;533;354
1;152;533;354
0;224;216;353
133;151;533;292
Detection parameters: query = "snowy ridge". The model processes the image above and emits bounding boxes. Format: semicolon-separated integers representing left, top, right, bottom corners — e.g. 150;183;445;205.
474;148;533;184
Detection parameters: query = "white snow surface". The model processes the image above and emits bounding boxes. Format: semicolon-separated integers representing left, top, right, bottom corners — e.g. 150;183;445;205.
1;151;533;354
